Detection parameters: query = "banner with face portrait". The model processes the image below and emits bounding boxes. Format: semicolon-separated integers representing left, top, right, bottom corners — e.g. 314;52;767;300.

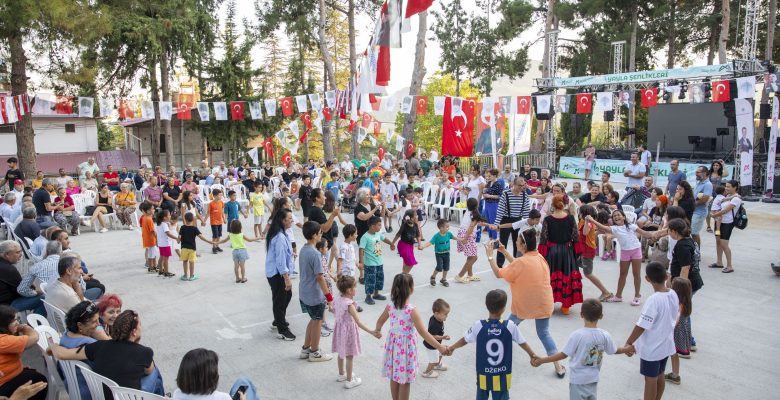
400;95;413;114
767;98;779;195
688;84;705;104
734;98;754;187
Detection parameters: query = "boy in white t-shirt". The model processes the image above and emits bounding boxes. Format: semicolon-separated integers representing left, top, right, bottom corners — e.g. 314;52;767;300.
337;224;363;312
380;174;400;232
624;262;679;400
533;299;632;399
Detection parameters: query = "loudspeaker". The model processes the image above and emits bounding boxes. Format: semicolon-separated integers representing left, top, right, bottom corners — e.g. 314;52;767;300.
604;110;614;121
729;79;738;99
760;103;771;119
716;128;730;136
723;101;735;119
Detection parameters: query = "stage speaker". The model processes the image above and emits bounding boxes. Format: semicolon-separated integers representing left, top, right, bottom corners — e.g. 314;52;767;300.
723;101;735;119
604;110;614;121
698;137;717;152
760;103;771;119
716;128;730;136
729;79;738;99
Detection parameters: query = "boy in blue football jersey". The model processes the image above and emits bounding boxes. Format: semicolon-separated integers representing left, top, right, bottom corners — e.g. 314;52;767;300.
449;289;540;400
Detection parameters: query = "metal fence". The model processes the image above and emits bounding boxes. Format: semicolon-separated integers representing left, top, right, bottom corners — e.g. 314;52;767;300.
457;153;550;172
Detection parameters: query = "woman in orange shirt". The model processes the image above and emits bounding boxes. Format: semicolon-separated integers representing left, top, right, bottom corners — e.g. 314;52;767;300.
0;305;48;400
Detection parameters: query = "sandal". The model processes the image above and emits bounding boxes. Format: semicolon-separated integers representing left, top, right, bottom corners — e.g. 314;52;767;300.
605;295;623;303
236;279;242;283
708;263;724;269
430;277;436;286
469;275;481;281
440;279;449;287
721;267;734;273
631;296;642;306
706;227;713;233
599;293;614;302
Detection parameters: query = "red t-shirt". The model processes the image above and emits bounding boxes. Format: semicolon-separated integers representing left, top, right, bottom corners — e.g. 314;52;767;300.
104;171;119;184
443;164;456;183
54;195;74;209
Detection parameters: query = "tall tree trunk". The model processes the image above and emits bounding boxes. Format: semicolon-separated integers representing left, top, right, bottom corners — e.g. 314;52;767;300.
757;0;777;140
317;0;335;161
666;0;676;69
148;56;161;167
532;0;555;153
298;41;309;161
160;41;174;168
718;0;730;63
8;32;36;177
401;11;428;158
628;5;638;148
348;0;359;159
707;0;722;64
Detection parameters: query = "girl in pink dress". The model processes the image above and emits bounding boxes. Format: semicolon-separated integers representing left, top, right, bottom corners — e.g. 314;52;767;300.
331;275;380;389
455;197;488;284
375;273;447;400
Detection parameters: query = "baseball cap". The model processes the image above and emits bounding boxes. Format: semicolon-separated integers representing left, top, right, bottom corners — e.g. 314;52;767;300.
14;179;23;185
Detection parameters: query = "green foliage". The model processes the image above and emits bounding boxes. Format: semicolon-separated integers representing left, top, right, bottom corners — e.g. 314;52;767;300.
97;121;125;150
430;0;469;96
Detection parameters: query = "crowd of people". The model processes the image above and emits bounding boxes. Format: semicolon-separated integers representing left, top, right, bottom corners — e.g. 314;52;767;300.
0;147;747;400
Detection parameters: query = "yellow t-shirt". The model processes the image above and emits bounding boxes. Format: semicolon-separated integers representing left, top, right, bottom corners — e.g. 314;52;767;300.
32;178;43;189
229;233;246;249
250;192;264;216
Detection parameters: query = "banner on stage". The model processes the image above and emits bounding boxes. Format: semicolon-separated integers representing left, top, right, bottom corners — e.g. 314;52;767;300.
767;98;779;195
558;156;735;186
555;63;733;87
507;113;530;155
735;99;754;187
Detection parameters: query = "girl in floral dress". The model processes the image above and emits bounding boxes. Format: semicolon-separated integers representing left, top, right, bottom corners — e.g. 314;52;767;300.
331;275;381;389
454;197;487;284
375;273;447;400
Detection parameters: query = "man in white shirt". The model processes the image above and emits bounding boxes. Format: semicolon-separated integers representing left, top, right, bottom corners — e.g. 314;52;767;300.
45;255;86;312
55;168;73;188
638;145;652;174
339;156;353;175
0;192;21;223
77;157;100;182
380;174;400;232
623;152;646;188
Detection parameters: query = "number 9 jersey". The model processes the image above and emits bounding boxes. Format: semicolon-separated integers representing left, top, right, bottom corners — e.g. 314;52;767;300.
464;319;527;393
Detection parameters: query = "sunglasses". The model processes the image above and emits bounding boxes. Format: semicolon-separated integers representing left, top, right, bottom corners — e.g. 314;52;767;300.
79;302;97;319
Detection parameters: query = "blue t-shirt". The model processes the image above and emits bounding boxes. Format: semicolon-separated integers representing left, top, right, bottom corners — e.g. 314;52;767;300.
325;181;340;200
693;179;713;216
464;319;526;392
60;334;97;400
429;231;454;253
225;200;241;221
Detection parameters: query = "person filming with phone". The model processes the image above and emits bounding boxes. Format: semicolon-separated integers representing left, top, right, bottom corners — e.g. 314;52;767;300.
172;348;258;400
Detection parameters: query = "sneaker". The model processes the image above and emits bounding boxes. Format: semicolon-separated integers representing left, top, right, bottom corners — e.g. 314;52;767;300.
468;275;481;281
158;271;164;276
344;377;362;389
308;350;333;362
440;279;449;287
664;373;681;385
434;363;448;371
336;374;348;382
299;347;312;359
164;272;175;277
189;275;199;281
99;228;108;233
356;306;363;312
677;351;691;359
320;328;331;337
365;295;375;305
179;275;189;281
690;345;697;352
454;275;469;284
216;247;224;252
372;293;387;301
278;329;296;341
421;370;439;378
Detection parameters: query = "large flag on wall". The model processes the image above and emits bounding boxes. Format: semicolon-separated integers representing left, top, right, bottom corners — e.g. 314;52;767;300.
441;97;474;157
640;88;658;108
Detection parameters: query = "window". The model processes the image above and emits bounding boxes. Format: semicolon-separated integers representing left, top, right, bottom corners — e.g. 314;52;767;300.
0;125;14;133
65;124;76;133
160;134;166;153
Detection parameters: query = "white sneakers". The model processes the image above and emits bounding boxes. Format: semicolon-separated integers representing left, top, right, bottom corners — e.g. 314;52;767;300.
99;228;108;233
337;375;362;389
308;350;333;362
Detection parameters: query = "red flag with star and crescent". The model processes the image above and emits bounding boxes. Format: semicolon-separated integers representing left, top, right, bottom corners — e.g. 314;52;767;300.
282;151;291;167
415;96;427;115
576;94;592;114
406;142;416;158
322;106;332;121
230;101;245;120
405;0;434;18
301;112;313;129
177;103;192;120
517;96;531;114
640;88;658;108
264;138;274;159
712;80;731;103
280;97;294;116
361;112;372;128
441;97;475;157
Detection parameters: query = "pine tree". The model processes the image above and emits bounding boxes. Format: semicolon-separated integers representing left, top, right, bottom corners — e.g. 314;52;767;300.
431;0;470;97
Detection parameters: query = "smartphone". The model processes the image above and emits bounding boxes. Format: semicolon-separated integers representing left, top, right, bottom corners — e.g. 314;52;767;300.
491;240;500;250
232;386;247;400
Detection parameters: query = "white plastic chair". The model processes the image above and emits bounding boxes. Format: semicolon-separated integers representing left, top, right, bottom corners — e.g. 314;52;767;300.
111;386;166;400
41;299;67;333
26;313;50;328
78;363;119;400
624;211;638;225
33;325;68;400
432;188;455;220
597;234;622;261
621;204;635;214
60;360;92;400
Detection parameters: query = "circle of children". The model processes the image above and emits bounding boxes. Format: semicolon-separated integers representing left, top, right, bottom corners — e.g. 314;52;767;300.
0;151;741;400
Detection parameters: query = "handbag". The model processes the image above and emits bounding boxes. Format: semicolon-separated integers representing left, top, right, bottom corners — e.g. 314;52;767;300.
84;205;97;216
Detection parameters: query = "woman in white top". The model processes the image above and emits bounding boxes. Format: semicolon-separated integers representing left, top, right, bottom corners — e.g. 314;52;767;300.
709;180;741;273
173;348;256;400
464;165;485;201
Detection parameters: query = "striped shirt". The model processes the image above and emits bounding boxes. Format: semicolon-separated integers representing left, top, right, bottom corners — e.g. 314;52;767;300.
494;189;531;224
17;255;60;297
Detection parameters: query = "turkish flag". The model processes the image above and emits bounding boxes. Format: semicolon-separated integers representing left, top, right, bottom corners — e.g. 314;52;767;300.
176;103;191;120
370;94;381;111
282;151;291;167
299;128;311;143
230;101;245;120
264;138;274;159
712;80;731;103
415;96;427;115
441;97;475;156
0;97;8;124
406;142;416;158
118;99;135;119
55;95;73;114
322;106;332;121
280;97;294;116
301;112;313;129
576;94;592;114
361;112;372;128
405;0;434;18
517;96;531;114
373;121;381;137
348;120;356;132
640;88;658;108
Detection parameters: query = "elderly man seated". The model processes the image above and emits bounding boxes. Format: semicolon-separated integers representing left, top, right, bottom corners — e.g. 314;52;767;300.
0;192;21;223
51;230;105;298
14;207;41;245
30;226;61;258
18;240;62;299
45;254;99;312
0;240;45;315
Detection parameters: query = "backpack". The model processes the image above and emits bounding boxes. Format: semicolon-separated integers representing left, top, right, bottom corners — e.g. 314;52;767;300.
732;203;748;230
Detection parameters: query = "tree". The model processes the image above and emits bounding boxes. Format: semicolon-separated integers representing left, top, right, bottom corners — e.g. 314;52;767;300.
718;0;730;63
431;0;469;96
400;11;429;149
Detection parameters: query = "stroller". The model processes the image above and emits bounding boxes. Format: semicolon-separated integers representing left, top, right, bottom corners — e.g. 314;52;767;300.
339;177;364;212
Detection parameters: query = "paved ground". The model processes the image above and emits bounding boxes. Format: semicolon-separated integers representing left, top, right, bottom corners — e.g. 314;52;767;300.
56;185;779;400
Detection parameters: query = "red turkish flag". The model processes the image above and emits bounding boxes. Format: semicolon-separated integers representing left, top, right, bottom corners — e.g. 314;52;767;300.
370;94;381;111
576;94;592;114
405;142;416;158
322;106;332;121
405;0;434;18
55;95;73;114
230;101;245;120
280;97;294;116
176;103;191;120
282;151;291;167
264;138;274;159
415;96;427;115
441;97;475;157
301;112;312;129
361;112;372;128
517;96;531;114
299;128;311;143
118;99;135;119
373;121;381;137
348;120;356;132
640;88;658;108
712;80;731;103
0;97;8;124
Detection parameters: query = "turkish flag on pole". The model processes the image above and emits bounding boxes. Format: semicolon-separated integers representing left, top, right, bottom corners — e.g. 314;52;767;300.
280;97;294;116
415;96;427;115
712;80;731;102
299;128;311;144
361;112;372;128
176;103;192;120
230;101;245;120
576;94;592;114
441;97;475;156
282;151;291;167
405;0;434;17
348;120;356;132
264;138;274;159
301;112;312;129
406;142;416;158
322;106;332;121
640;88;658;108
517;96;531;114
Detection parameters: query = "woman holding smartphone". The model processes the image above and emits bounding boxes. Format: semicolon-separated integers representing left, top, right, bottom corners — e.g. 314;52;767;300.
172;348;257;400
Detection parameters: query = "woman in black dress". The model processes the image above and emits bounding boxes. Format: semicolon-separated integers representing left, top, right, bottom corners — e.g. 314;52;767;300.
539;194;582;315
674;180;695;222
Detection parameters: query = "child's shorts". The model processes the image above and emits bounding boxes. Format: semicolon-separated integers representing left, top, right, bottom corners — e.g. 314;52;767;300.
232;248;249;262
253;214;265;225
425;347;441;364
300;300;325;320
639;357;668;377
145;247;159;259
580;257;594;275
435;252;450;272
180;248;197;262
397;241;417;266
569;382;598;400
158;246;172;257
620;247;642;262
211;224;222;238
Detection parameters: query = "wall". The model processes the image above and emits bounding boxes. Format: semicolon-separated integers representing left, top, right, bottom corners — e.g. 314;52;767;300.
126;120;229;168
0;117;98;154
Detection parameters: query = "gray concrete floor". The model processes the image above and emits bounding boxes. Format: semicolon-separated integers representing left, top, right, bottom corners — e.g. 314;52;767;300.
47;187;779;400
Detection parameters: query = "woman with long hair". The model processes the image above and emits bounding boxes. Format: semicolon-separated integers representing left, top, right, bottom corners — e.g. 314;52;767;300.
706;159;729;232
539;195;582;315
709;180;741;273
480;168;503;240
674;180;695;222
265;209;296;340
